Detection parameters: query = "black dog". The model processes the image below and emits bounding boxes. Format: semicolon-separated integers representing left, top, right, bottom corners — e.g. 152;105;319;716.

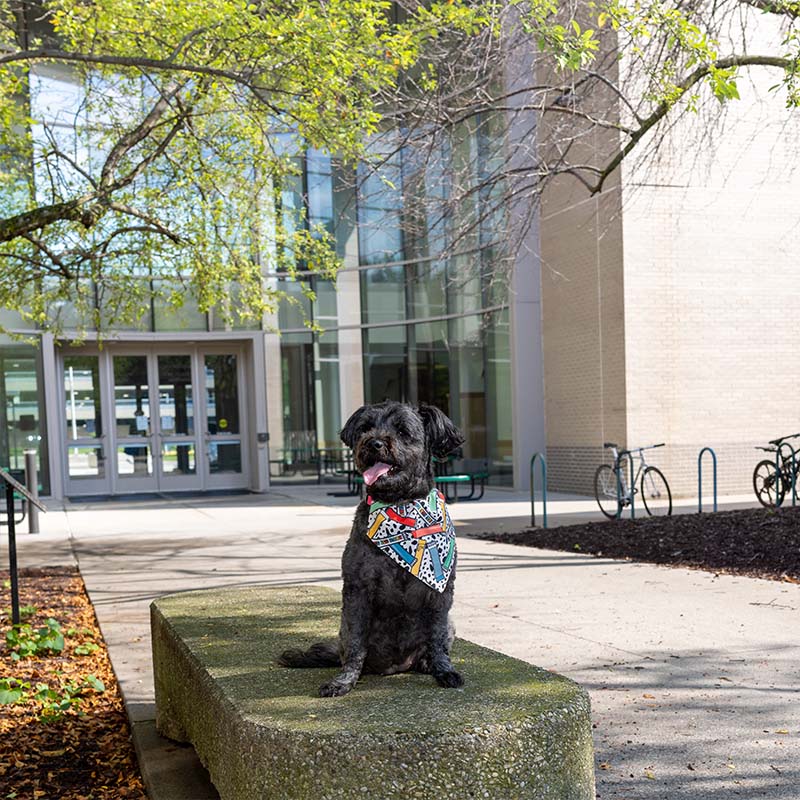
278;401;465;697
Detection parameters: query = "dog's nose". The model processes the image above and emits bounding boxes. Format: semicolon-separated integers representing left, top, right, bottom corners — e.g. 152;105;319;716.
370;439;387;452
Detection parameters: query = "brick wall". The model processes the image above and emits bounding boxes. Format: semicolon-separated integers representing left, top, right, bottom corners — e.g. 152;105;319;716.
538;11;800;498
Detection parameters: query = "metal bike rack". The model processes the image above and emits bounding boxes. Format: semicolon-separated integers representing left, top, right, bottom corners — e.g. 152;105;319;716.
614;449;636;520
697;447;718;513
776;442;797;507
530;452;548;528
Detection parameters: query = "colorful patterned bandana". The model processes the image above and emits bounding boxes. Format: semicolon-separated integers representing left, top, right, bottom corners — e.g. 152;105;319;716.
365;489;456;593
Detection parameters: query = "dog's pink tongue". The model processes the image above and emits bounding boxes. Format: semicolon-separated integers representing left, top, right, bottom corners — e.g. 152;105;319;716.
362;462;392;486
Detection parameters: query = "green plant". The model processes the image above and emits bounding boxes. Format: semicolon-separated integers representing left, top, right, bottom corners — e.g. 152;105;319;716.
0;677;30;704
73;642;100;656
35;675;105;723
5;618;65;660
0;604;37;623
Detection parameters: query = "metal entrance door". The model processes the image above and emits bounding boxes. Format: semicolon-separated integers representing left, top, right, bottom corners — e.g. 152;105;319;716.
62;345;247;496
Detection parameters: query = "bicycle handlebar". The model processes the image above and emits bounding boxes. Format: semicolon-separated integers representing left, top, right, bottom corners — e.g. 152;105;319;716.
768;432;800;446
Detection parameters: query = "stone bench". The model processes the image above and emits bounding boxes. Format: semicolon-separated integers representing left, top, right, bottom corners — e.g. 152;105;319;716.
151;585;595;800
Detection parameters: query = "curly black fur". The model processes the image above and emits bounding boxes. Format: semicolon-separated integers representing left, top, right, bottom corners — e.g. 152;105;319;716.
277;401;466;697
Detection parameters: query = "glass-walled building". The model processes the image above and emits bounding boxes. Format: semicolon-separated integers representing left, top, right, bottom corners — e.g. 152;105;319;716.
0;64;539;500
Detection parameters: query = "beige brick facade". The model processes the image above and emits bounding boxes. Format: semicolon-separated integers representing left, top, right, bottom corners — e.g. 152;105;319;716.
540;24;800;499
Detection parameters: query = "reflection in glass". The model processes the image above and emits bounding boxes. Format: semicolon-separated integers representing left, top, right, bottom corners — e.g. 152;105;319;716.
307;149;334;238
361;265;406;325
409;319;449;411
208;441;241;473
280;333;315;455
485;309;512;485
114;356;150;437
68;445;104;478
363;325;407;403
157;356;194;435
153;282;207;332
161;442;196;475
205;355;239;434
64;356;102;440
357;145;403;265
2;349;48;491
117;445;152;476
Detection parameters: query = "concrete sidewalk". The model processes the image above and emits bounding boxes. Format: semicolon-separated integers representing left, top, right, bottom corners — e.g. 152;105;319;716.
6;489;799;799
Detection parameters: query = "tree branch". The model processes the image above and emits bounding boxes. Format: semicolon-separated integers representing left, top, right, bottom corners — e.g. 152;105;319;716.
589;54;795;194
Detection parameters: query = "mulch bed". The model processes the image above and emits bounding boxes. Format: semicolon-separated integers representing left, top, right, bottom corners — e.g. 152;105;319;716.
471;506;800;582
0;567;146;800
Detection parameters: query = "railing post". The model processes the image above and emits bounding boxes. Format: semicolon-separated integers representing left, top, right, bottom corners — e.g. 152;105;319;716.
776;443;797;508
614;450;636;520
24;449;40;534
697;447;718;513
5;481;20;625
530;453;547;528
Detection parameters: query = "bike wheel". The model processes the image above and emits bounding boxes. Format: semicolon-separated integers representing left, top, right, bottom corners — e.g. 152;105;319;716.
594;464;622;519
753;459;784;508
641;466;672;516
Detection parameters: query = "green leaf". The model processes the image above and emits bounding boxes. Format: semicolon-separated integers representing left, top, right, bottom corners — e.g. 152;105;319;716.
83;675;106;693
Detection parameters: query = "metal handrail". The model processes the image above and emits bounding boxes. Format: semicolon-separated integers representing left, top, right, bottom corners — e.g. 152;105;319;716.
530;453;547;528
614;450;636;520
1;469;47;626
698;447;718;513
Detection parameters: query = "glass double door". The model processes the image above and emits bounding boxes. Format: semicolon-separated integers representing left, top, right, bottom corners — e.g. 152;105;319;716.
63;347;246;496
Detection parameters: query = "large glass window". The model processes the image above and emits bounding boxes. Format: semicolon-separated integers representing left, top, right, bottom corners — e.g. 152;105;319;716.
356;145;404;266
307;149;334;239
1;344;49;494
485;309;512;484
409;320;449;410
363;325;408;403
361;265;407;325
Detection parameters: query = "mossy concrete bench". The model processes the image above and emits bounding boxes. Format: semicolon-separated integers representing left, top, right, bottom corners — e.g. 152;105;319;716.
151;585;595;800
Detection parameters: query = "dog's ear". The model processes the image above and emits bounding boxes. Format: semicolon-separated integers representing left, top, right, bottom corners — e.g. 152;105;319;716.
418;404;465;459
340;405;369;449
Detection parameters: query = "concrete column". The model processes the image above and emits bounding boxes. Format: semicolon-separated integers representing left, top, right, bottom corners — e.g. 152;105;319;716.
503;21;546;491
40;333;64;500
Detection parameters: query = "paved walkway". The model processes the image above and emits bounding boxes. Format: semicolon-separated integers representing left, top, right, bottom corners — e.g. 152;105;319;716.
5;488;799;799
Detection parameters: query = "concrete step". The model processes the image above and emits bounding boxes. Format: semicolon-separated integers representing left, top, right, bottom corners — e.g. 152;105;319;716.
151;584;595;800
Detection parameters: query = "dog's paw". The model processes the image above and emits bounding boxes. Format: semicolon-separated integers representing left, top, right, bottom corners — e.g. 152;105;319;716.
318;680;353;698
434;669;464;688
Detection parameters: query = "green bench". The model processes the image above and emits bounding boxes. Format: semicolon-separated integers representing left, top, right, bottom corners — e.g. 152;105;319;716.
152;585;596;800
351;471;489;502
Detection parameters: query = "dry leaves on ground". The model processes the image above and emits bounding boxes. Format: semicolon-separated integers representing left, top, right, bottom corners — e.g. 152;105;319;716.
1;567;146;800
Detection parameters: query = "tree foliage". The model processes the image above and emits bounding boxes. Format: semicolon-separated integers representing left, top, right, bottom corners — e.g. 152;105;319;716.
0;0;797;336
0;0;486;334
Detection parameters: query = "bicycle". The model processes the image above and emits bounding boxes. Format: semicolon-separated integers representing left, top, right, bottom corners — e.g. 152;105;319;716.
594;442;672;519
752;432;800;508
